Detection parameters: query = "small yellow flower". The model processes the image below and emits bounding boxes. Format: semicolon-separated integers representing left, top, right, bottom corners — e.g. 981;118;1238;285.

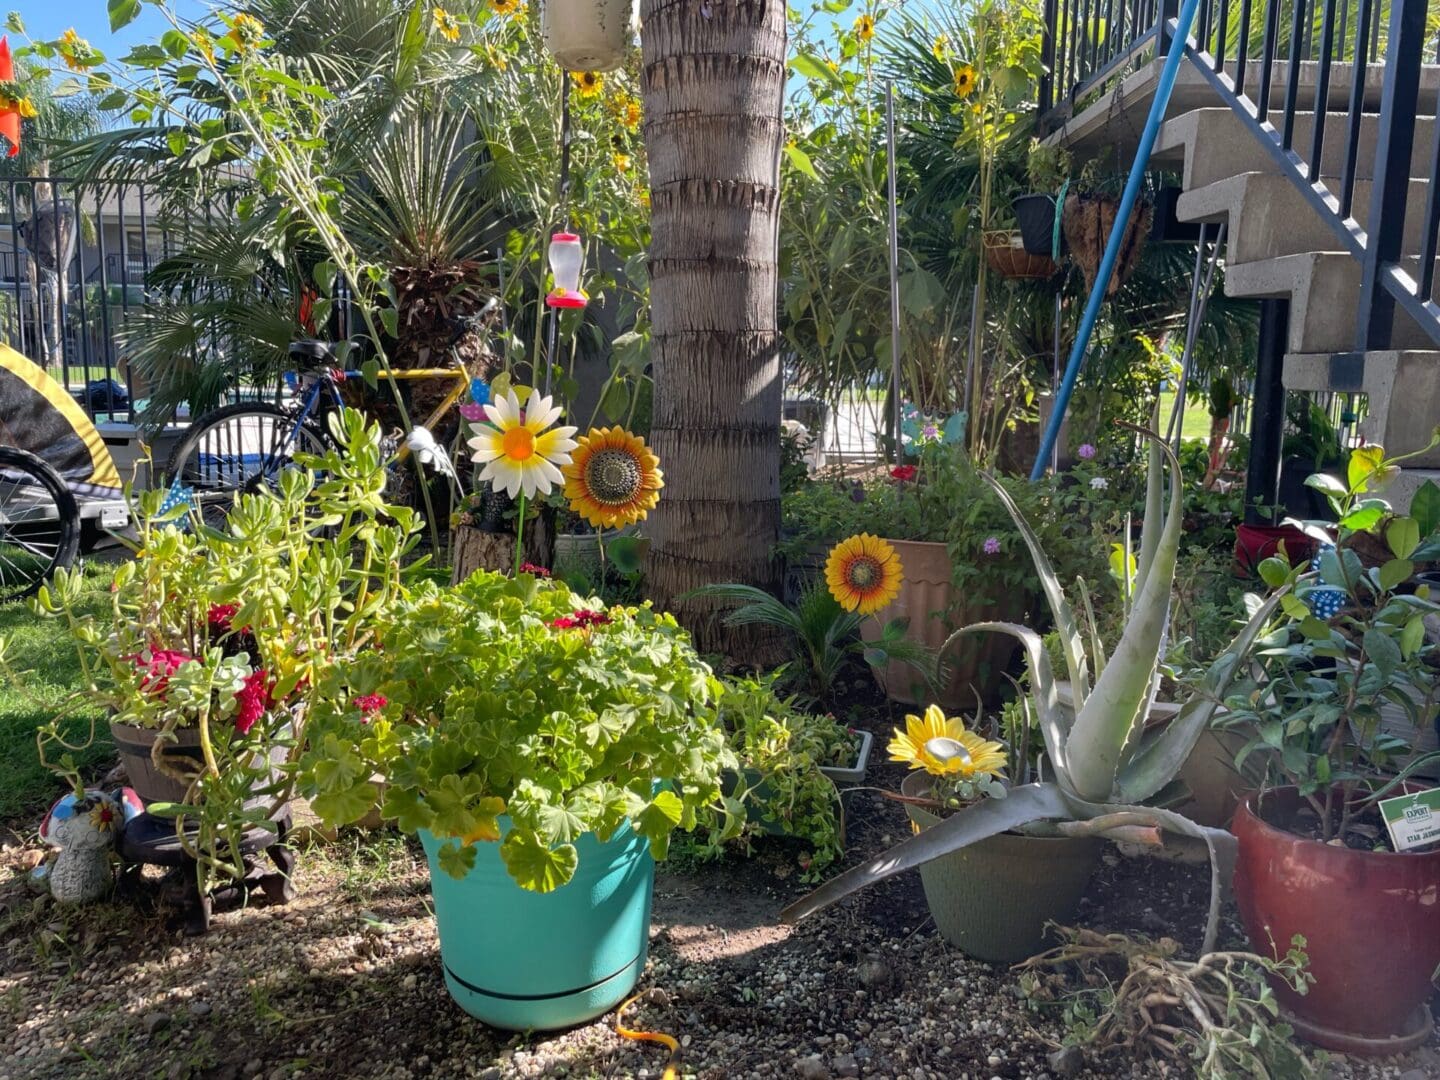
888;705;1009;779
572;71;603;98
433;6;461;42
932;34;950;60
619;97;642;131
613;152;631;174
226;12;264;52
192;27;216;63
825;59;838;72
854;13;875;42
59;28;97;72
16;97;36;120
953;64;977;97
491;0;521;15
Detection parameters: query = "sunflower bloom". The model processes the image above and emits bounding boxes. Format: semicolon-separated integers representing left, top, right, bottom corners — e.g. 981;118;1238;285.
621;99;642;131
59;28;97;72
491;0;520;16
433;6;462;41
932;34;950;60
854;13;875;42
953;64;977;97
889;705;1008;779
226;12;264;52
613;152;631;173
563;427;663;529
192;27;216;63
825;534;903;614
572;71;603;97
468;389;578;499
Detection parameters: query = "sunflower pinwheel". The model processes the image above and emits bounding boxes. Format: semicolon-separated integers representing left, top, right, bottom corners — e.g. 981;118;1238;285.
888;704;1008;779
563;427;663;529
825;534;903;615
468;388;578;499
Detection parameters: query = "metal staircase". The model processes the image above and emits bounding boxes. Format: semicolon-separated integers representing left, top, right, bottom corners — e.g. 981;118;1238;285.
1040;0;1440;507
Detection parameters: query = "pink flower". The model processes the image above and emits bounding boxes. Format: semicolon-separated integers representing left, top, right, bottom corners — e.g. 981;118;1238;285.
207;604;239;632
353;693;387;720
890;465;917;482
519;563;552;577
1077;443;1097;460
133;649;195;696
234;669;275;735
982;536;1002;556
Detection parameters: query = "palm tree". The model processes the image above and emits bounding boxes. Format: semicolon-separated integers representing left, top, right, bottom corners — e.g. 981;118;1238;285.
639;0;788;655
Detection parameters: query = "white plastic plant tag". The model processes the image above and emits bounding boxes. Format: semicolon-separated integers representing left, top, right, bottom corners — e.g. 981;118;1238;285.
1378;789;1440;852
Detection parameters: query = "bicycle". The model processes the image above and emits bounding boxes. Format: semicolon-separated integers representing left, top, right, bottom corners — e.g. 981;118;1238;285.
165;340;475;527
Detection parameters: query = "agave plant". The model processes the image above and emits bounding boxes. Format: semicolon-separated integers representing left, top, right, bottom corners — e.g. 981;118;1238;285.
782;429;1284;952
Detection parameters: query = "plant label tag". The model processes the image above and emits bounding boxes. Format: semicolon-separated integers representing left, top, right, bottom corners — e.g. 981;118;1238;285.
1378;789;1440;852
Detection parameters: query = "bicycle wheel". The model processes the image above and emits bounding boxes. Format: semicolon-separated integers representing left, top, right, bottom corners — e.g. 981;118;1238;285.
165;402;332;528
0;446;80;603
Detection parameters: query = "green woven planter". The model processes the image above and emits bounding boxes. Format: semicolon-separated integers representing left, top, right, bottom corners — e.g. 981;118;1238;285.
901;773;1101;963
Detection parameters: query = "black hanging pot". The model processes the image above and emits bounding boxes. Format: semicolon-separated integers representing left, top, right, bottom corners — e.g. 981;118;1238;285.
1149;186;1201;244
1013;194;1061;258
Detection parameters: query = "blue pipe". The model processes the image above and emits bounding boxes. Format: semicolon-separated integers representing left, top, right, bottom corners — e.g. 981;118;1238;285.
1030;0;1204;481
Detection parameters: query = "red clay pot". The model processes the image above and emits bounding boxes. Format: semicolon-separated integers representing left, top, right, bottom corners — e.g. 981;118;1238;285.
1232;786;1440;1054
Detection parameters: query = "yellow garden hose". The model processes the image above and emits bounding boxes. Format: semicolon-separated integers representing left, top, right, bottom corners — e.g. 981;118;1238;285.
616;993;680;1079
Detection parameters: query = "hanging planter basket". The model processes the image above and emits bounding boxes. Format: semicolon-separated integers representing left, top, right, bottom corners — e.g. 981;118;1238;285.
1061;192;1153;298
541;0;637;72
983;230;1058;280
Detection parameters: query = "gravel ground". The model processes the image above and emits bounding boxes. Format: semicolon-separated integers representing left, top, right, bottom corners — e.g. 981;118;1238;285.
3;746;1438;1080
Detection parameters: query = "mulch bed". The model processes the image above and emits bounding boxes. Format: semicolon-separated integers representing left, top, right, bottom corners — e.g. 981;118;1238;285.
3;703;1437;1080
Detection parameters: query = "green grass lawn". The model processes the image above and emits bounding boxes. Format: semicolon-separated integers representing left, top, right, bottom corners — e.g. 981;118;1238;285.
1158;390;1214;443
0;566;113;825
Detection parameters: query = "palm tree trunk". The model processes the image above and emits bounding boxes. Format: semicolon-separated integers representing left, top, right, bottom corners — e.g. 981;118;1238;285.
640;0;786;657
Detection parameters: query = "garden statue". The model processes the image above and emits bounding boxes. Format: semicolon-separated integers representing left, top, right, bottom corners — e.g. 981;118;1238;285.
42;791;122;904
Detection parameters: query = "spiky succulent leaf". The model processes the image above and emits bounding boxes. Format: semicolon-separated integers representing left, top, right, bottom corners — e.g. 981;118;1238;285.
981;473;1090;705
1134;435;1163;596
1066;431;1184;802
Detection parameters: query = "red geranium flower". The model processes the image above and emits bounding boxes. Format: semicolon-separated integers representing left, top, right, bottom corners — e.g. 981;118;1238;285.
207;603;239;632
133;649;195;695
574;609;612;627
550;616;579;629
353;693;387;720
519;563;552;578
234;668;276;735
890;465;917;482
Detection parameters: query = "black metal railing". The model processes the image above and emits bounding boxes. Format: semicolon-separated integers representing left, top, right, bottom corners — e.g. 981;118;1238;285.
1040;0;1440;352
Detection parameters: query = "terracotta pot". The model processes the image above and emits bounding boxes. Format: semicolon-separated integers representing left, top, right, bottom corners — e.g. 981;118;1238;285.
901;774;1100;962
860;539;1024;710
1232;786;1440;1054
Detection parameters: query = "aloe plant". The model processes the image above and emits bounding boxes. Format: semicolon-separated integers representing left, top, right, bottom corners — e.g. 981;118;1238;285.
782;430;1284;953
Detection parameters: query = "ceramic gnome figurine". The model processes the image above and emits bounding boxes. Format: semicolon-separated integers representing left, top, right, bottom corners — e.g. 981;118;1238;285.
44;792;121;903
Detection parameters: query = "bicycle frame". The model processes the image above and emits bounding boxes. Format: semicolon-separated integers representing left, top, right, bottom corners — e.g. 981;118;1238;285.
282;368;473;463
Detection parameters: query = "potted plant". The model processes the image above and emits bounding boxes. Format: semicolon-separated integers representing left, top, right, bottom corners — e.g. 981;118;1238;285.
9;411;418;896
297;569;736;1030
1062;154;1153;298
1013;139;1071;258
1218;445;1440;1054
781;430;1285;959
541;0;636;72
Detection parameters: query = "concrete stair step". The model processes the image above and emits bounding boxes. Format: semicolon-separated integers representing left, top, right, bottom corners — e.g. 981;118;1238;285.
1177;173;1434;262
1225;252;1440;353
1156;108;1436;190
1383;469;1440;514
1283;351;1440;467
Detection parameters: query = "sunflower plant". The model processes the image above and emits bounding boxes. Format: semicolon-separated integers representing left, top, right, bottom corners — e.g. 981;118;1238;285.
783;430;1287;954
295;569;740;892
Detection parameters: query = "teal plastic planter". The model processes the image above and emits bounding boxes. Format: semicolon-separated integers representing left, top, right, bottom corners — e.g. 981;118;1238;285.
419;824;655;1031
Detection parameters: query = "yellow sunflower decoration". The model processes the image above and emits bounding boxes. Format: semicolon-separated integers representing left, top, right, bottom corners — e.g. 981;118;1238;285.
572;71;603;98
854;13;875;42
563;427;664;529
468;388;578;499
432;6;462;41
825;534;903;614
889;705;1008;779
952;64;977;97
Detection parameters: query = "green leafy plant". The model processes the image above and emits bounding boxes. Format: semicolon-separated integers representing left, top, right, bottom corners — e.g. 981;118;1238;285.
685;581;935;706
782;430;1285;952
1;410;418;891
1215;441;1440;844
688;675;849;881
296;570;739;891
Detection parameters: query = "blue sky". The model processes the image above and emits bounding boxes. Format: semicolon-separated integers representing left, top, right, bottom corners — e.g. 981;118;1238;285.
11;2;205;58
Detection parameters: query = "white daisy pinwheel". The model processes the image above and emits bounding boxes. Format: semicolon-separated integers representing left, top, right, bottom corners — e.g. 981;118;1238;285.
467;388;578;499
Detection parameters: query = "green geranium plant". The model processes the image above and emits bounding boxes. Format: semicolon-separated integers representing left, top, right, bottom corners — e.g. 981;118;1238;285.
296;571;741;891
